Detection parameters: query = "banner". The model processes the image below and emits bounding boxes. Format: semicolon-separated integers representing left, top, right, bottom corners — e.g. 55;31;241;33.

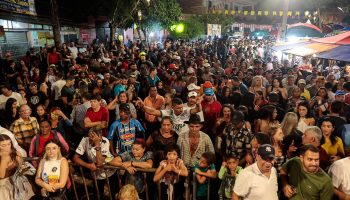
207;24;221;37
0;0;36;15
210;9;306;18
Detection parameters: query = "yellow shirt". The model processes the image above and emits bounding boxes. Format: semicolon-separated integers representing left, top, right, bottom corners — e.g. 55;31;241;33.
301;89;311;101
322;137;345;157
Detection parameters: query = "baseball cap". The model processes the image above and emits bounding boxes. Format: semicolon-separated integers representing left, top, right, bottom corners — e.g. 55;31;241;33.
187;67;195;74
187;83;200;91
188;91;198;98
119;103;130;114
298;79;306;85
203;63;211;68
204;88;214;96
168;63;178;69
335;90;345;96
203;81;213;88
258;144;275;160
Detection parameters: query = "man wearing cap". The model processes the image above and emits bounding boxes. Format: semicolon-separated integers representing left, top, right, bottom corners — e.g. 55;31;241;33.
201;87;222;138
220;110;252;163
297;79;311;101
233;144;278;200
73;127;118;199
177;114;214;167
138;97;202;134
210;61;225;77
280;144;333;200
108;103;145;156
183;91;204;122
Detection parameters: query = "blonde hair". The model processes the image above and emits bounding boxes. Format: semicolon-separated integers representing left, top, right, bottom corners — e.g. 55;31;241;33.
117;184;139;200
251;75;263;87
42;140;63;160
280;112;298;135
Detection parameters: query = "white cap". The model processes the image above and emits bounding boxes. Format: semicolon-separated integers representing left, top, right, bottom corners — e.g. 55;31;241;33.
188;91;198;97
203;63;211;68
187;83;200;91
187;67;195;74
333;65;340;70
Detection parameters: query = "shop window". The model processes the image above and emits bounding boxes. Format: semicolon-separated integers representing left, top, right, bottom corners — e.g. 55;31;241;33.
11;21;28;29
0;19;10;28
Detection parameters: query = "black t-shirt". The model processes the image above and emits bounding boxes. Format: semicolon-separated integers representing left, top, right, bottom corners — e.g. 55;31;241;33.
27;91;47;109
60;85;74;103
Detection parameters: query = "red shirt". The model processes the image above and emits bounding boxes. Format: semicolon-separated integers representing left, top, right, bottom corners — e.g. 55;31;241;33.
201;100;222;134
48;52;60;65
38;134;54;157
85;106;109;136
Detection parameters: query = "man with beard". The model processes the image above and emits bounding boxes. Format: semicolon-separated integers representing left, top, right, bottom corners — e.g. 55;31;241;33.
233;144;278;200
280;145;333;200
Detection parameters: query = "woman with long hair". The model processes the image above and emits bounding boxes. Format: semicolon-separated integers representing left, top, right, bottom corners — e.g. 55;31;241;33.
0;134;34;200
296;101;315;133
280;112;303;159
254;105;279;133
213;104;235;137
310;87;330;117
268;126;285;170
218;86;234;105
161;92;174;110
249;75;266;99
320;117;345;164
267;78;288;105
0;98;19;129
35;139;69;199
253;90;268;112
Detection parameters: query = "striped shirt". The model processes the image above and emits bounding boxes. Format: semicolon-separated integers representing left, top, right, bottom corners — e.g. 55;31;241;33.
10;116;39;148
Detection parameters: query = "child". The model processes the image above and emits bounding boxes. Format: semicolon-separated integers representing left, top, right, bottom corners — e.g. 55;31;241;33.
218;155;243;200
153;145;188;200
194;152;217;200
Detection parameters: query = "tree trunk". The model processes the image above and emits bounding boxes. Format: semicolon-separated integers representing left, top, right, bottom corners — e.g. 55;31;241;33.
109;22;117;46
136;27;142;41
50;0;61;47
142;27;148;47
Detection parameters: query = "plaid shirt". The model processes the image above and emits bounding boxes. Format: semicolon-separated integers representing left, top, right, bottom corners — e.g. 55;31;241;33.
223;123;252;160
10;116;39;148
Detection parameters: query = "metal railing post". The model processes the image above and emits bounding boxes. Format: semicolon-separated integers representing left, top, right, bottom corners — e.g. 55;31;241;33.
79;166;90;200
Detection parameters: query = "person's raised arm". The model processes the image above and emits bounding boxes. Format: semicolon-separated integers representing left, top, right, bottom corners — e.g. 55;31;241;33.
190;95;203;114
136;97;161;117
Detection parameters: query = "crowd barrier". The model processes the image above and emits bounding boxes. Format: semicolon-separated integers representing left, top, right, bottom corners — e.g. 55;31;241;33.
23;157;216;200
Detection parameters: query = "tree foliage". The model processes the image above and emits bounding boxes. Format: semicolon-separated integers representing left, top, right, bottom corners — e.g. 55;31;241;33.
169;17;205;40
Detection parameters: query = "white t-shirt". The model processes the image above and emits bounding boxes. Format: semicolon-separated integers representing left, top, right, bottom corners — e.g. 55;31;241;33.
183;103;204;122
0;92;24;110
51;79;66;100
234;162;278;200
328;157;350;195
160;108;191;134
68;46;78;59
76;137;115;179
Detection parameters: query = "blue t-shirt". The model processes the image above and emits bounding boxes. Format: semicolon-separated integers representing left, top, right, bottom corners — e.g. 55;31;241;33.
113;84;126;96
108;118;145;154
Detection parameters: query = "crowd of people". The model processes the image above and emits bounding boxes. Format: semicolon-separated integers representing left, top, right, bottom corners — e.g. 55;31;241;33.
0;37;349;200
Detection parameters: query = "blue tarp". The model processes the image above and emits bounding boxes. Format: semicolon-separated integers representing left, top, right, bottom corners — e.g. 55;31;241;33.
271;41;312;52
316;45;350;62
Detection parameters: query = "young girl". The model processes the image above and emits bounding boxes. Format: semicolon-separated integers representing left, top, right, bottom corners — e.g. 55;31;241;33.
194;152;217;200
153;145;188;200
218;155;243;200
